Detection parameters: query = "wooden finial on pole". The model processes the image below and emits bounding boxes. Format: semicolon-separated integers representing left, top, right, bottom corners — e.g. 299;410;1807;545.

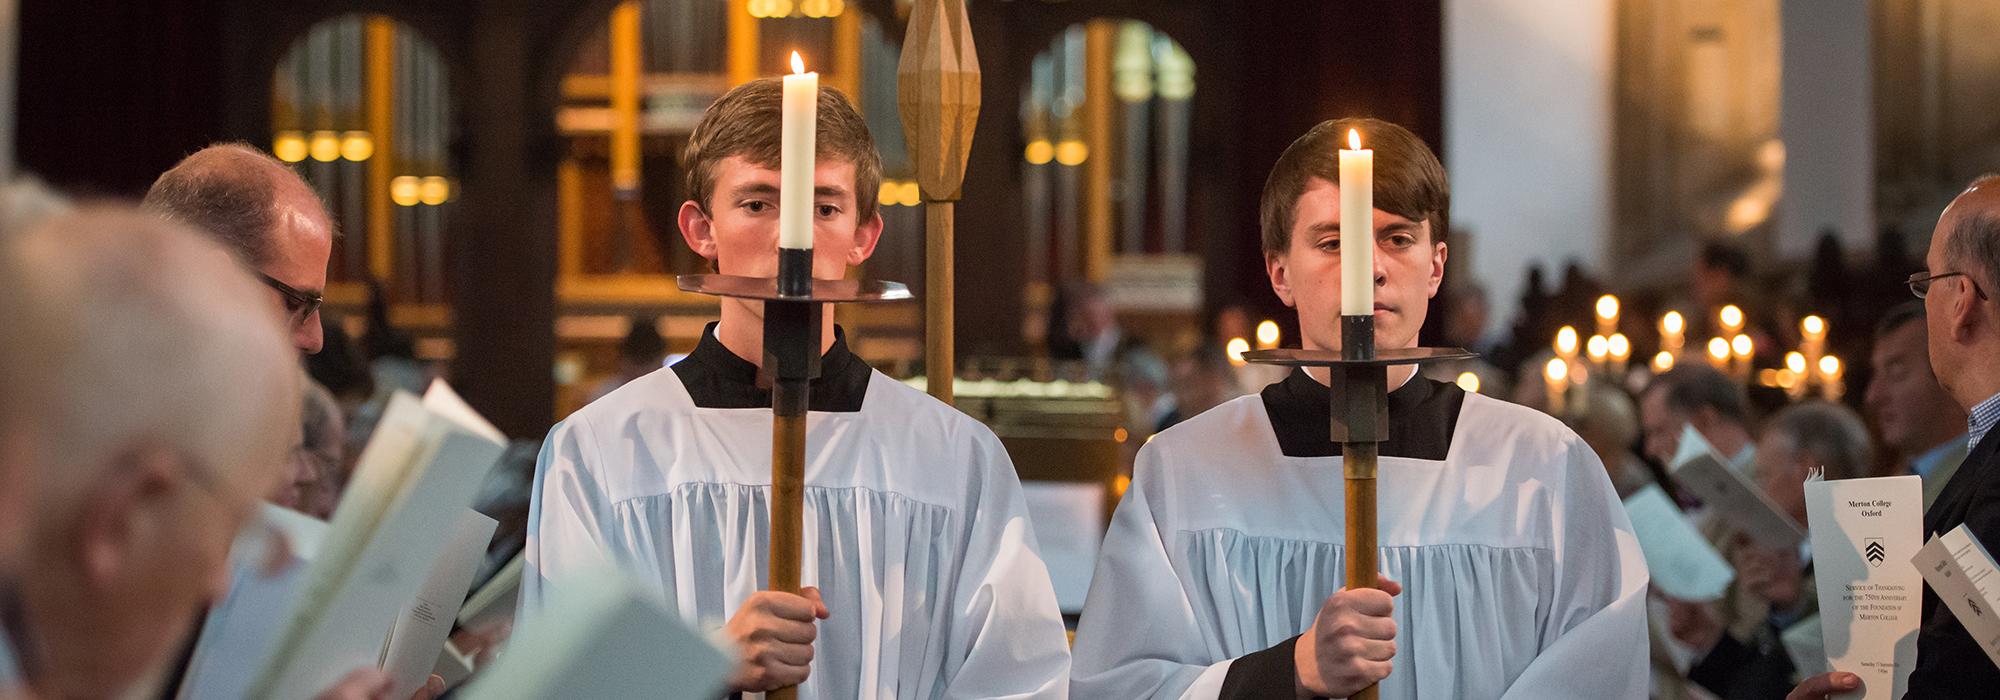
897;0;979;405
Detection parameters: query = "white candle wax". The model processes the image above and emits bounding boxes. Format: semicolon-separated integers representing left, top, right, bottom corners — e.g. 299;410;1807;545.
779;53;818;251
1339;129;1373;317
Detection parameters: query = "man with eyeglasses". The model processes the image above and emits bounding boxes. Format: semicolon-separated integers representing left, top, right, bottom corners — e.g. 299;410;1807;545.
1791;175;2000;698
142;143;331;355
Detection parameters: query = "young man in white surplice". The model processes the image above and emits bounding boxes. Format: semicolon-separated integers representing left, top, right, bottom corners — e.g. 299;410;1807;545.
521;78;1069;699
1069;118;1649;700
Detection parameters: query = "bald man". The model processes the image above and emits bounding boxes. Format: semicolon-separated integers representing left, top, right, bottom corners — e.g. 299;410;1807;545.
1;207;303;697
143;144;334;354
1792;176;2000;698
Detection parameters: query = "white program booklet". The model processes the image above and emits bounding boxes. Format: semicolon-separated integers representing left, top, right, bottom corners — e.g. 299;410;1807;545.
1021;480;1105;613
247;388;508;698
1806;473;1923;700
1669;425;1804;550
176;504;329;700
458;564;732;700
1911;523;2000;669
380;509;498;698
1623;484;1735;601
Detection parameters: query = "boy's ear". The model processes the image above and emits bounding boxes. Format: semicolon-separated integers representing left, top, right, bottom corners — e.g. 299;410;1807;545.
1266;253;1296;308
847;211;884;266
678;200;719;261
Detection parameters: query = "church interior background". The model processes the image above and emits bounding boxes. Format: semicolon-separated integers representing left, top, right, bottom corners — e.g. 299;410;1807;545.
19;0;2000;616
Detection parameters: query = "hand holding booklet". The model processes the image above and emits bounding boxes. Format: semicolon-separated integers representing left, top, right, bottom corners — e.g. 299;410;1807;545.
1668;425;1805;550
1806;472;1923;700
181;380;508;699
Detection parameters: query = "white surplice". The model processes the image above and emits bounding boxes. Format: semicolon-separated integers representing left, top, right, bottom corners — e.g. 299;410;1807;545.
523;330;1069;699
1070;373;1648;699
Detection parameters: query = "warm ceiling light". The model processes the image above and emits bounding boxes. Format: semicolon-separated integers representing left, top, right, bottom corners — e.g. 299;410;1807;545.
308;130;341;162
339;130;374;161
273;131;308;163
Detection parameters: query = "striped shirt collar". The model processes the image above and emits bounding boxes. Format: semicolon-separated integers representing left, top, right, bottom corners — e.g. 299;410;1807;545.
1970;390;2000;451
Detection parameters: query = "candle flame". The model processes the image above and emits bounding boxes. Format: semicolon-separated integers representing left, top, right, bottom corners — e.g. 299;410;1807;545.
1596;295;1619;321
1555;326;1579;355
1347;129;1361;151
1802;315;1825;337
1662;310;1685;335
1653;351;1675;372
1786;351;1807;374
1456;372;1482;394
1731;334;1753;358
1545;358;1568;383
1820;354;1842;377
791;51;806;74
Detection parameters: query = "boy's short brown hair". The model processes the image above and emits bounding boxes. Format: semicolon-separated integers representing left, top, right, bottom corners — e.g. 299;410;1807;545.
682;77;883;222
1258;117;1449;257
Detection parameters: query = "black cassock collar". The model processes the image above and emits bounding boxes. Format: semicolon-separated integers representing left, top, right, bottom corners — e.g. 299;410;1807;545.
1259;369;1465;459
671;322;872;413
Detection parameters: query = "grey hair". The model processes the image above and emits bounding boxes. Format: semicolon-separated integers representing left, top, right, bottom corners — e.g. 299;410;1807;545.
0;206;300;505
1763;402;1873;481
1945;174;2000;297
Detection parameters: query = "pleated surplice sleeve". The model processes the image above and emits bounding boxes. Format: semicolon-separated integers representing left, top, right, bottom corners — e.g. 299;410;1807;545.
1069;442;1233;700
520;415;618;619
929;424;1072;700
1493;435;1649;699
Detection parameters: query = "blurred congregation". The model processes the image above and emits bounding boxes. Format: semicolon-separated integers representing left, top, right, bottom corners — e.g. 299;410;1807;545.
5;0;2000;699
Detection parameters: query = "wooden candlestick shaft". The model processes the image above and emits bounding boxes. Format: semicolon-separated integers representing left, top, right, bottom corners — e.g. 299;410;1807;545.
1344;441;1380;700
767;406;806;700
926;202;954;403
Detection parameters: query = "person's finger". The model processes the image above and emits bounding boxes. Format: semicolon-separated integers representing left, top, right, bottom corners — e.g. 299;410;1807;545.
1337;634;1397;662
801;586;831;619
752;638;817;667
1786;672;1861;700
761;660;813;689
1338;588;1396;617
314;668;392;700
1374;575;1403;596
765;617;819;644
750;591;821;622
1330;612;1398;642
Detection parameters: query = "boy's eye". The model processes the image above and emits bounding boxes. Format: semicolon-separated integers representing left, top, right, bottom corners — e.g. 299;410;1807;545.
1318;238;1340;251
817;204;840;217
742;200;771;213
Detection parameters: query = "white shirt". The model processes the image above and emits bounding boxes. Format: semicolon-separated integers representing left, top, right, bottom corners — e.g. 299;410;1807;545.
523;330;1070;699
1070;373;1649;699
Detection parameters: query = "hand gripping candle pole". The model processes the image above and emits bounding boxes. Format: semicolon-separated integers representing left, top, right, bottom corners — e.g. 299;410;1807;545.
679;53;911;700
1241;129;1473;700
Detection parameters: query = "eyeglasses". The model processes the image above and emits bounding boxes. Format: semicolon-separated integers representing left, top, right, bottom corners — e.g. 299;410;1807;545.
257;272;324;325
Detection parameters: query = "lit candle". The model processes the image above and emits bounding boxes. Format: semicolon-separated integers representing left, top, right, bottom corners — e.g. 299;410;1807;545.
1255;320;1281;350
1801;315;1826;343
1609;333;1631;375
779;51;818;251
1339;129;1373;317
1706;337;1730;370
1545;357;1568;415
1555;326;1580;362
1652;351;1675;373
1455;372;1481;394
1226;337;1250;367
1587;334;1609;373
1660;311;1685;354
1819;354;1844;401
1731;334;1754;381
1596;295;1620;337
1719;305;1745;337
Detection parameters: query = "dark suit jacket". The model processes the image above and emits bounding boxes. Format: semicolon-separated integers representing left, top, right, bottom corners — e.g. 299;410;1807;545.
1907;433;2000;697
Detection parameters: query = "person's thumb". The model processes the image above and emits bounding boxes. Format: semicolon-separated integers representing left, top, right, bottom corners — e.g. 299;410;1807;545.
801;586;831;618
